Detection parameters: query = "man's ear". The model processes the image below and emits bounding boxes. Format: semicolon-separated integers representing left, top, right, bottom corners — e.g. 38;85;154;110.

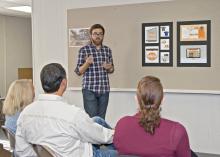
61;78;67;88
56;78;67;96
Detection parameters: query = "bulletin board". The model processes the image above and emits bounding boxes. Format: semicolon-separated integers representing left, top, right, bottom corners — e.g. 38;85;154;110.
67;0;220;91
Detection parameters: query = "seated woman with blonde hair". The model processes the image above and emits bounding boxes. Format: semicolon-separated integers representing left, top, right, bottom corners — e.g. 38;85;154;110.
3;79;35;134
114;76;195;157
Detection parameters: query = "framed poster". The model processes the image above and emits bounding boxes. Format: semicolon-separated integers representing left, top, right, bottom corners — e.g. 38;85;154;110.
177;20;211;67
142;22;173;66
180;24;207;41
145;26;159;43
160;52;170;63
145;46;159;63
160;39;170;50
180;45;207;63
69;27;90;47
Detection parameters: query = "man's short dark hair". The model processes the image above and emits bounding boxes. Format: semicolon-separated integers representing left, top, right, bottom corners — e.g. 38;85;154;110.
40;63;66;93
89;24;105;35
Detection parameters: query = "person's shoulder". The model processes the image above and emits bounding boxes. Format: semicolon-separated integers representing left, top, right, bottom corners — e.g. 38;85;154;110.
79;44;90;51
120;115;135;121
162;118;188;138
66;103;81;112
103;45;111;49
116;115;136;126
162;118;186;130
54;100;81;114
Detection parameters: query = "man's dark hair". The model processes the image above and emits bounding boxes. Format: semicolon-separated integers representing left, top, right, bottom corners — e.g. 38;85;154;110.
40;63;66;93
89;24;105;35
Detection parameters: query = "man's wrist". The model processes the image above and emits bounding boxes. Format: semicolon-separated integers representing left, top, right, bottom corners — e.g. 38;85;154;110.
85;61;91;66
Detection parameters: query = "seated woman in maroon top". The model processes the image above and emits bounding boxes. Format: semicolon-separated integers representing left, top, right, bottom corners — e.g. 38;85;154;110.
113;76;192;157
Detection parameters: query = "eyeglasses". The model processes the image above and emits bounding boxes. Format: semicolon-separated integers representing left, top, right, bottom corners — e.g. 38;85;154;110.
92;32;104;36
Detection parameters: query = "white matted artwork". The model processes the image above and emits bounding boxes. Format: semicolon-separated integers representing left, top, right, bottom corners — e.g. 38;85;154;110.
180;45;207;63
145;46;159;63
160;39;169;50
160;25;170;37
145;26;159;43
180;24;207;41
69;28;90;47
160;52;170;63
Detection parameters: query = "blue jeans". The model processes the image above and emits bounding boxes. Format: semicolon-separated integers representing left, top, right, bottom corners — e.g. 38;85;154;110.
82;89;109;119
92;116;118;157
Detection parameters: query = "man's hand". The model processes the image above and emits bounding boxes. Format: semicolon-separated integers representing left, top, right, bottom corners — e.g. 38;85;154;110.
85;55;94;65
79;55;93;75
102;62;112;70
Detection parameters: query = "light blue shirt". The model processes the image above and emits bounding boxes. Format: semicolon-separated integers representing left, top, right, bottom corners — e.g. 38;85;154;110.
5;112;21;134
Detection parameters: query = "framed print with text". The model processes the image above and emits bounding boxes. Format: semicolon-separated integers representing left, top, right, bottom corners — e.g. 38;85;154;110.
142;22;173;66
177;20;211;67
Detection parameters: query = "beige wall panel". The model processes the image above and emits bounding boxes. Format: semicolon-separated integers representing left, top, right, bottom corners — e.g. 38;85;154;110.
67;0;220;90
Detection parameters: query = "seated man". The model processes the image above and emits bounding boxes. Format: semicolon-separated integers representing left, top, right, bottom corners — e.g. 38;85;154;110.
15;63;117;157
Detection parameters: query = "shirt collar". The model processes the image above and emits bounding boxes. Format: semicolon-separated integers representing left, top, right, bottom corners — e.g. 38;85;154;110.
38;94;63;101
90;43;103;49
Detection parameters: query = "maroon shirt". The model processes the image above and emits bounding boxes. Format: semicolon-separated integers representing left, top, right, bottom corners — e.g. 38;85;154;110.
113;113;191;157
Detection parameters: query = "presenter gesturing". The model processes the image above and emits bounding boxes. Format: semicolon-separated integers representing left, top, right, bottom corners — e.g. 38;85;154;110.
75;24;114;119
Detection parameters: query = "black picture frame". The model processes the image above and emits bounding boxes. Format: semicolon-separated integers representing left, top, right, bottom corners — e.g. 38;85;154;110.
142;22;173;66
177;20;211;67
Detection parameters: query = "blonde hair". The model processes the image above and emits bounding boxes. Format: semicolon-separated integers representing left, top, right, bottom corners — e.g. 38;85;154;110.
3;79;34;116
137;76;163;135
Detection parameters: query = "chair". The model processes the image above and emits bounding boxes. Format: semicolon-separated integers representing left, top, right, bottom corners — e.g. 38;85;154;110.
32;144;55;157
0;143;11;157
1;125;15;150
0;98;5;126
191;150;199;157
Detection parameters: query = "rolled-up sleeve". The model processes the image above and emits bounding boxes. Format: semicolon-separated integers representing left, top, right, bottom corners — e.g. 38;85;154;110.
74;48;85;76
108;48;114;73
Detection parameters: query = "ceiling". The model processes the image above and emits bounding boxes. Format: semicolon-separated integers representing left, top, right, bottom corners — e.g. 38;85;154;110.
0;0;174;18
0;0;31;17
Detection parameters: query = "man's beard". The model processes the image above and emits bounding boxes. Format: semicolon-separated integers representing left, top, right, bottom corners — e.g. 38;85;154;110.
91;37;103;46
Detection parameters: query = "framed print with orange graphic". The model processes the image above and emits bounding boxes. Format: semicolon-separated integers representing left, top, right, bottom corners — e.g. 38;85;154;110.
145;46;159;63
180;24;207;41
177;20;211;67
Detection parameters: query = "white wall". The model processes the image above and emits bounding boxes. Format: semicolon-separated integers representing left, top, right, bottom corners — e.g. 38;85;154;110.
5;16;32;91
32;0;220;154
64;90;220;154
0;15;32;97
0;15;6;97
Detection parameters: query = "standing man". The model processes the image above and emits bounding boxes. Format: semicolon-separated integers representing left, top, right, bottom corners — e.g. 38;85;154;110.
75;24;114;119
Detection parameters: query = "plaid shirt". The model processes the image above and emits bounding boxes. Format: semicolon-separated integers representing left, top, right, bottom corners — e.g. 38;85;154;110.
75;44;114;93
